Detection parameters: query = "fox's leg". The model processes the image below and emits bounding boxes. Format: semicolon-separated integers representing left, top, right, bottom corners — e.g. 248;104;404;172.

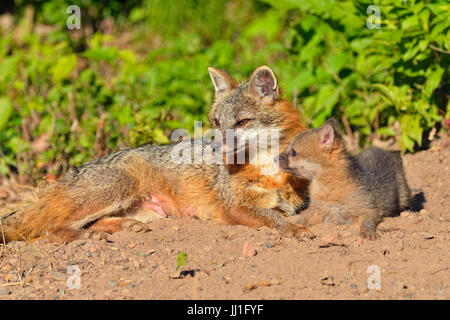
396;170;412;211
296;201;353;227
391;152;411;211
1;152;177;243
2;168;142;243
87;217;150;234
88;217;127;233
88;198;170;236
66;170;139;231
223;206;315;240
295;206;324;227
359;210;382;240
70;154;179;232
223;175;313;239
46;229;81;243
57;208;159;241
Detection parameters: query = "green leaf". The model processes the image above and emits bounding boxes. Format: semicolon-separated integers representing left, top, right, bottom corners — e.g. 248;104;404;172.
310;85;340;127
0;56;18;84
424;67;444;97
0;96;12;130
116;105;133;126
419;9;430;31
243;11;282;40
377;127;396;137
176;251;187;271
403;43;420;61
326;51;350;74
400;132;414;153
83;47;118;62
402;16;419;30
119;49;137;64
152;128;170;144
7;136;28;154
51;54;77;82
401;114;423;147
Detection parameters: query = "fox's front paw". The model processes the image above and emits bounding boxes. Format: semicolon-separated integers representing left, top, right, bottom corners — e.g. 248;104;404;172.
288;224;316;241
121;219;150;233
82;229;110;241
359;226;378;240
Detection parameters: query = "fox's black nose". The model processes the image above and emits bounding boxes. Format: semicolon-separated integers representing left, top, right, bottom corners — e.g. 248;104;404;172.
276;152;289;168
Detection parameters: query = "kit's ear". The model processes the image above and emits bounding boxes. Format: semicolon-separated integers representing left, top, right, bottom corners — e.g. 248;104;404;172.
248;66;278;103
208;67;236;95
318;124;335;150
323;118;339;131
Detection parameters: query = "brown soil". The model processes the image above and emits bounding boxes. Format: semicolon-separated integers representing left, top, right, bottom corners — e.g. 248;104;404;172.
0;142;449;300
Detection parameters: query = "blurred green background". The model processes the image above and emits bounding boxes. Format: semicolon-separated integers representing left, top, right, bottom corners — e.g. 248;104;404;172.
0;0;448;183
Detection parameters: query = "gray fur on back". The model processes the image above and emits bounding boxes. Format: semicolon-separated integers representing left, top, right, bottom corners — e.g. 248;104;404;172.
350;147;411;216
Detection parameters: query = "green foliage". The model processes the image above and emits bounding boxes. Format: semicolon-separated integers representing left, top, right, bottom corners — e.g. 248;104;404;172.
176;251;187;271
260;0;449;151
0;0;448;182
0;97;12;131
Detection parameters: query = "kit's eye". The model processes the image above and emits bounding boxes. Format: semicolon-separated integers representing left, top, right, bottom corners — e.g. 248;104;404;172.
290;149;298;157
236;119;252;128
213;118;220;127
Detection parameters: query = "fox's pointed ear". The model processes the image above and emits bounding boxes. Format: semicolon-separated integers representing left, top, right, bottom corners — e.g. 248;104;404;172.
318;124;335;149
208;67;236;95
323;118;339;131
248;66;278;103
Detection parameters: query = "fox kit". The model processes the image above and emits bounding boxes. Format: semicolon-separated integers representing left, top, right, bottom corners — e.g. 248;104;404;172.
276;119;411;240
1;66;312;243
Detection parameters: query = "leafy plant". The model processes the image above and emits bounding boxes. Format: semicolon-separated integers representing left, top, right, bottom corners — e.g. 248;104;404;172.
258;0;449;151
176;251;187;271
0;0;448;183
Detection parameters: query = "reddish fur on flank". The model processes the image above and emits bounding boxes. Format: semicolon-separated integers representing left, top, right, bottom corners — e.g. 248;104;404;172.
2;185;77;242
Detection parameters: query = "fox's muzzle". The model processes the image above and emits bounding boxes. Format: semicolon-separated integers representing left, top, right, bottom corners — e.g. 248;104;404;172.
275;152;289;170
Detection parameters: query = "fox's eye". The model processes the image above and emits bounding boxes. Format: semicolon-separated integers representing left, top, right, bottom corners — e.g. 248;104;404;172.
213;118;220;127
290;149;298;157
236;119;252;127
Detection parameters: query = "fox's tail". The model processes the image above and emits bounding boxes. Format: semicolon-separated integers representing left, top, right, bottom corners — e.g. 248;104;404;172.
0;184;78;243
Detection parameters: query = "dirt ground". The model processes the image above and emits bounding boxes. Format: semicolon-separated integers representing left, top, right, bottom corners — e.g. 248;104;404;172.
0;139;449;300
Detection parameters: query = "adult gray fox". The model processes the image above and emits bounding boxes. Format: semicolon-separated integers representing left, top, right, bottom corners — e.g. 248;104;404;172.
1;66;312;243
